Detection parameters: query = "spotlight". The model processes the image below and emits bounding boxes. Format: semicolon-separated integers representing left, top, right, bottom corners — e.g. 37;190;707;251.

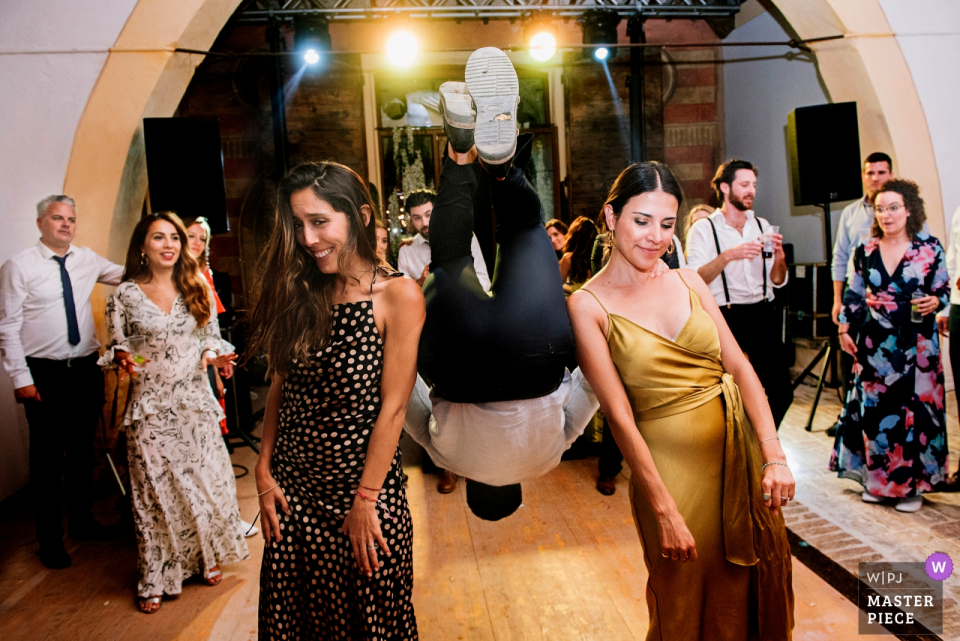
579;9;620;62
526;22;558;63
294;15;331;66
386;30;419;68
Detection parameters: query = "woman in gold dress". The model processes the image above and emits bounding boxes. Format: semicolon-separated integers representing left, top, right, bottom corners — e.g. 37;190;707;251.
568;162;795;640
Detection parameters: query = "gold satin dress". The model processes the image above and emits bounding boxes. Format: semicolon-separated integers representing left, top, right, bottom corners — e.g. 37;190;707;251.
584;274;794;641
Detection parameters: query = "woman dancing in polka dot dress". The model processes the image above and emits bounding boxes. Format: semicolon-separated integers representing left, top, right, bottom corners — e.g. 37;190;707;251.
247;162;425;640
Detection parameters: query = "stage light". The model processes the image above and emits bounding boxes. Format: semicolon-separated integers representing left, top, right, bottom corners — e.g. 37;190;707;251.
386;30;419;68
579;9;620;62
294;15;331;66
526;22;558;62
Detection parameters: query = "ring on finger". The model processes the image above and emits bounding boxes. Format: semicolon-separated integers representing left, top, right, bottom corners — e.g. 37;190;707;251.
763;493;771;501
367;544;377;551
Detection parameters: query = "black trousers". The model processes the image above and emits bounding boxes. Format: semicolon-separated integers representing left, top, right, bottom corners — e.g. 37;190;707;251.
418;140;574;404
720;301;794;427
23;353;104;546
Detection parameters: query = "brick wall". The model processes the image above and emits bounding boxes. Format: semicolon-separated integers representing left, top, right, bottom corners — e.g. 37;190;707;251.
565;22;723;231
175;26;366;310
663;48;724;221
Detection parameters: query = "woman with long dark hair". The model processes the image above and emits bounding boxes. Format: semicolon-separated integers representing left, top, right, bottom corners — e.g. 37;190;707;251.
248;161;423;639
559;216;598;295
101;211;247;613
568;162;794;639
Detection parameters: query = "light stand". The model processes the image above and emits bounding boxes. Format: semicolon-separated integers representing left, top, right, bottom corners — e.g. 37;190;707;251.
793;202;844;431
266;17;290;180
627;15;646;163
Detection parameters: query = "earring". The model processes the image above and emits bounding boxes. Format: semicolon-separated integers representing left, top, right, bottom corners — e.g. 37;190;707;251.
140;252;148;267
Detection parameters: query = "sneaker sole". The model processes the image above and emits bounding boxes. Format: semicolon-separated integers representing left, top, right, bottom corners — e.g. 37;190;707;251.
440;88;475;129
465;47;519;165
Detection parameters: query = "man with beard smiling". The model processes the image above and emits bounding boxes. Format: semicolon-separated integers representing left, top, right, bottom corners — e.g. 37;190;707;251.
686;160;793;427
397;189;490;291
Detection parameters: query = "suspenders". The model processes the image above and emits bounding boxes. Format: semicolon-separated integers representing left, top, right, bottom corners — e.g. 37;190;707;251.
706;215;768;308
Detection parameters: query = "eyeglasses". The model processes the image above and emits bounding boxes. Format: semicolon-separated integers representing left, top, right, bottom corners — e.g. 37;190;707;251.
873;203;904;216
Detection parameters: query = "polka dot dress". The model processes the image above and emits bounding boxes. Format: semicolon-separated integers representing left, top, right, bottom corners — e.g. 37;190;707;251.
258;299;418;640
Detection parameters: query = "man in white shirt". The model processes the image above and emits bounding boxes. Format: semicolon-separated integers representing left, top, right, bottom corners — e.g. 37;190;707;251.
398;188;491;495
0;195;124;569
397;189;491;291
686;159;793;426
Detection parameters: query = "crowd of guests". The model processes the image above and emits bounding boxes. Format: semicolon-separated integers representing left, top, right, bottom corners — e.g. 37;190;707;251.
2;44;958;640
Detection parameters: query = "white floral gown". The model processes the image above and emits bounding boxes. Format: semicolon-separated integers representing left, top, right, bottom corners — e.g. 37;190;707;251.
101;281;249;598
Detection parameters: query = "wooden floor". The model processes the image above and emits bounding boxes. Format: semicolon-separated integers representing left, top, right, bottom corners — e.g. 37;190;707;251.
0;433;882;641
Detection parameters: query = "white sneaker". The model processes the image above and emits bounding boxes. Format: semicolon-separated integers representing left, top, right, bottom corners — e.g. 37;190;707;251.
438;81;476;153
240;519;259;537
465;47;519;171
895;496;923;513
861;491;884;503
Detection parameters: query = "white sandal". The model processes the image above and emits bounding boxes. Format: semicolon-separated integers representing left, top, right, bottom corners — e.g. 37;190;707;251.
204;565;222;586
138;595;161;614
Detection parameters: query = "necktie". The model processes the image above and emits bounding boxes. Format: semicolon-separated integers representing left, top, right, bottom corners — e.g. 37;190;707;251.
52;255;81;346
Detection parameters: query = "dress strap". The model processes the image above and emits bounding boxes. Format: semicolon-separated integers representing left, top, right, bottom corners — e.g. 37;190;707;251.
580;288;610;315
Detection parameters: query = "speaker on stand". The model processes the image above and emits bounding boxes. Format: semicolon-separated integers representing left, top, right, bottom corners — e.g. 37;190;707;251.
786;102;862;430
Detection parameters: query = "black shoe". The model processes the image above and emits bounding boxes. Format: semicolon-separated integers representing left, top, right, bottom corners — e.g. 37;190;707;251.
70;517;122;541
942;472;960;493
596;476;617;496
825;422;839;437
39;543;71;569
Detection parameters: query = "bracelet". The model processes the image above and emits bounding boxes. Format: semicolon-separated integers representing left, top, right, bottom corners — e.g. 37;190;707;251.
355;489;379;503
838;331;848;335
352;490;398;522
759;436;780;444
258;483;279;497
761;461;790;474
361;485;382;493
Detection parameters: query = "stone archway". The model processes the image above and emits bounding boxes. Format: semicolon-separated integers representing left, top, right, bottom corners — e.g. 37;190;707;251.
60;0;945;278
767;0;944;236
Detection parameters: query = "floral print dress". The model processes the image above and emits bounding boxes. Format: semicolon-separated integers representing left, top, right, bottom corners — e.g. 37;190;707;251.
100;281;249;597
830;233;950;497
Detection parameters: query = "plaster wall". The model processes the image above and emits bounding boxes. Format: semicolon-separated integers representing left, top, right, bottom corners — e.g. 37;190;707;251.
722;10;835;264
879;0;960;229
0;0;241;502
0;0;139;501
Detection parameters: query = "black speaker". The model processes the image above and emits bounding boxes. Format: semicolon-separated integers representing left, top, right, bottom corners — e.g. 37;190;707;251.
143;118;229;234
787;102;862;206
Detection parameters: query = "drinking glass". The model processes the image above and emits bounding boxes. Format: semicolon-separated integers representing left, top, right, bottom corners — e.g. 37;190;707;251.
763;225;780;259
910;291;925;324
127;335;147;371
